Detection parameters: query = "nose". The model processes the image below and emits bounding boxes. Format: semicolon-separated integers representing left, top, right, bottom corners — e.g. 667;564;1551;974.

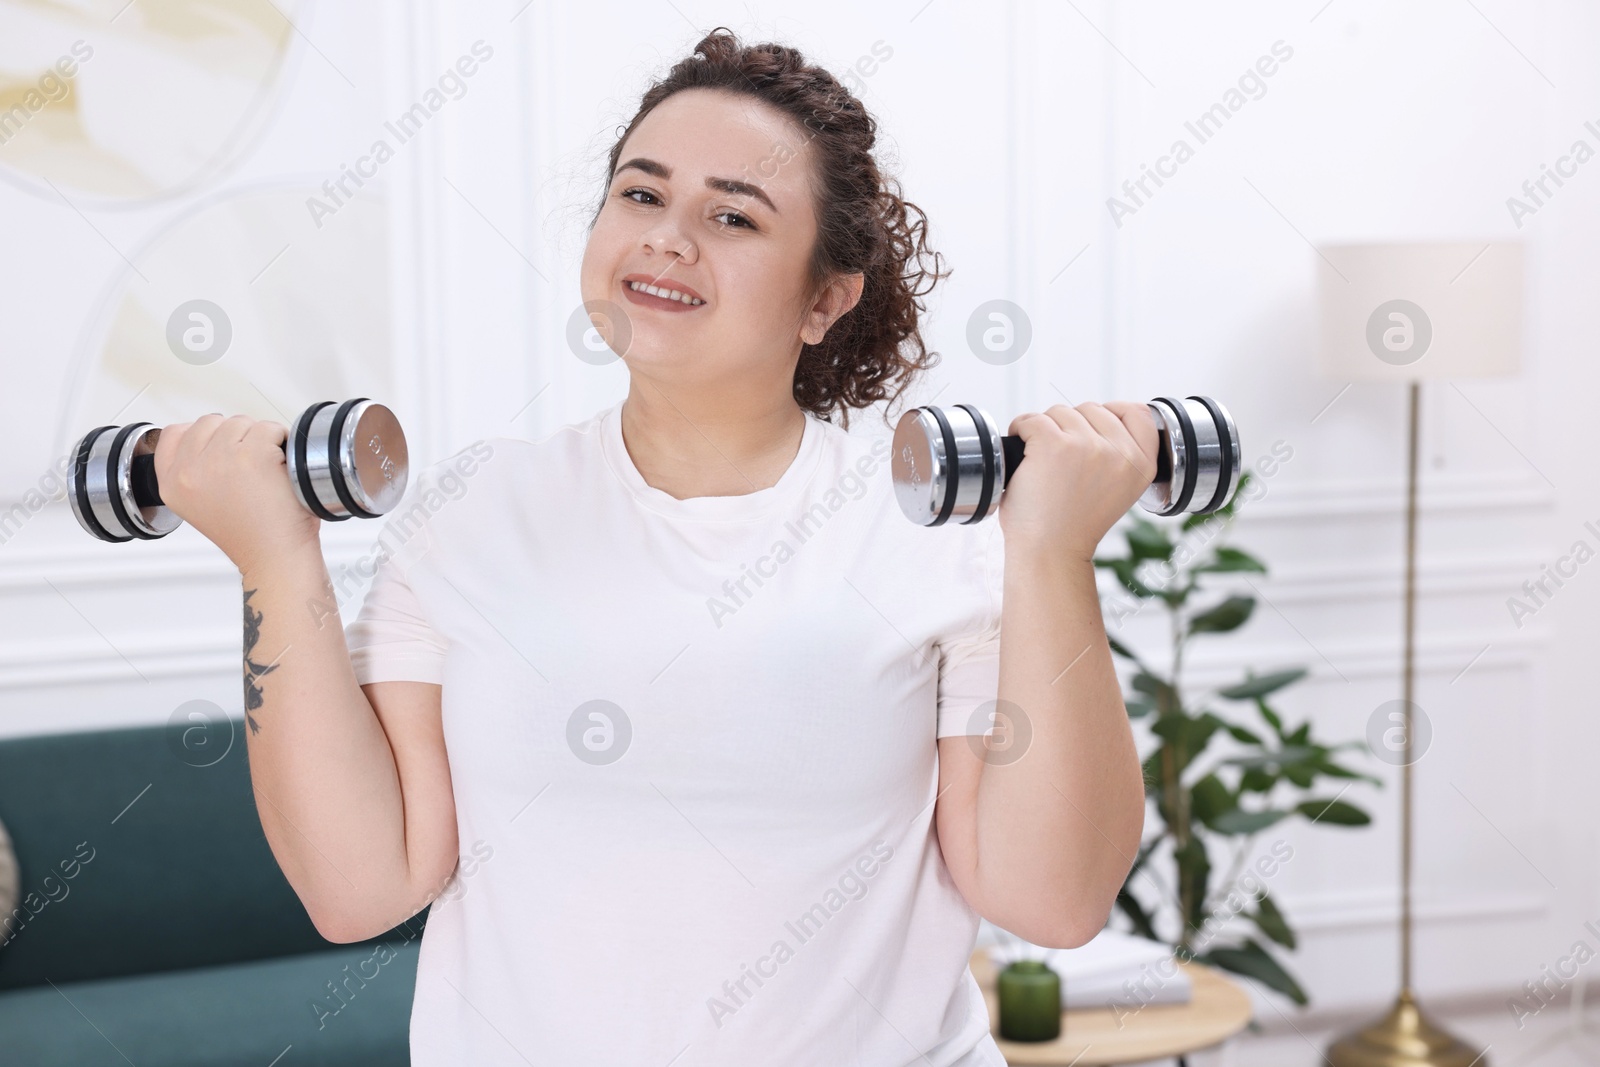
642;217;696;266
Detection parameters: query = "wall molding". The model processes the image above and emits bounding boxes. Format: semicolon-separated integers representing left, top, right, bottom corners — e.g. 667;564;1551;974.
0;608;1539;695
1283;888;1547;934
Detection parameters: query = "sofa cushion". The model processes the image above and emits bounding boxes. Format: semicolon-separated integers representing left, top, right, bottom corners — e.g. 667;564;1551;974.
0;937;421;1067
0;719;426;990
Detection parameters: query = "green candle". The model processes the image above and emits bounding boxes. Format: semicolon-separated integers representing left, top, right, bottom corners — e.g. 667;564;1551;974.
998;959;1062;1041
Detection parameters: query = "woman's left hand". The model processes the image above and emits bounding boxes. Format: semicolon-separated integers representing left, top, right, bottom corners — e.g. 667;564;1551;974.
997;401;1162;563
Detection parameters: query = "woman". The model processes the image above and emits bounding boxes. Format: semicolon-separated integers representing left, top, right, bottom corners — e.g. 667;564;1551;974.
156;28;1152;1067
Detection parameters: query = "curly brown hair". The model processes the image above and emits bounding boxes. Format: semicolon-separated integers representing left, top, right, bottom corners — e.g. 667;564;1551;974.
590;27;951;430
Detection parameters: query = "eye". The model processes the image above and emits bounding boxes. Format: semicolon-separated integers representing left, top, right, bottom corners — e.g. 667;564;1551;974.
620;186;659;205
714;210;754;230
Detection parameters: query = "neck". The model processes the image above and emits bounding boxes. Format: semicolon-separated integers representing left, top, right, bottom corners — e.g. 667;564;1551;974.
618;380;808;500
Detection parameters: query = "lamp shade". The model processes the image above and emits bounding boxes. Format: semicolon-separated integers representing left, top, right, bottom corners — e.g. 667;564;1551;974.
1316;242;1522;382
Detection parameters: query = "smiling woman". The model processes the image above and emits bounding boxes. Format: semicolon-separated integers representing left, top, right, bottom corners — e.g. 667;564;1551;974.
580;28;949;436
315;23;1149;1067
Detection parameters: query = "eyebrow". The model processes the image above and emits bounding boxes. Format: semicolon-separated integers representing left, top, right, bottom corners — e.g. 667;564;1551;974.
613;157;779;215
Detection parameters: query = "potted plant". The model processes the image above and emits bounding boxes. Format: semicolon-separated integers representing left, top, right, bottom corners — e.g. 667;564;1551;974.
1092;470;1380;1004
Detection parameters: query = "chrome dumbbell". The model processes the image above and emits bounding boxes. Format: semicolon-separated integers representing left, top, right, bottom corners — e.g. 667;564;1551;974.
67;398;409;542
891;395;1240;526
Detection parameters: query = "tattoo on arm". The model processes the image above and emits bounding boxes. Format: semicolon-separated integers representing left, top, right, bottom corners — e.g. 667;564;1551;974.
243;588;279;735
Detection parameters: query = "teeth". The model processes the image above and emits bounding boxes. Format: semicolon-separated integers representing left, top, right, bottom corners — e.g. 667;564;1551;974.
628;280;704;305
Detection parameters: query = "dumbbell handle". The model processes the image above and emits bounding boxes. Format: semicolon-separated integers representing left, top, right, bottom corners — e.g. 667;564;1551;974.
128;451;164;508
126;437;288;510
992;401;1185;499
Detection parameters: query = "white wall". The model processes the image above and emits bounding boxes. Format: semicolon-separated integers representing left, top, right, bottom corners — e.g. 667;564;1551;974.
1;0;1596;1050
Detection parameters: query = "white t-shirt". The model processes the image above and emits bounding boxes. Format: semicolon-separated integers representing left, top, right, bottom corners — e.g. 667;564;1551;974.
344;397;1008;1066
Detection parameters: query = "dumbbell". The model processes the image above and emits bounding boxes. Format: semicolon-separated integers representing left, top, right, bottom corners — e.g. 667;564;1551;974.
67;398;409;542
891;395;1239;526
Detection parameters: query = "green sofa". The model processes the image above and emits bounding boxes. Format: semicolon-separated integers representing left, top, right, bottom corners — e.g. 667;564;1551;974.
0;720;427;1066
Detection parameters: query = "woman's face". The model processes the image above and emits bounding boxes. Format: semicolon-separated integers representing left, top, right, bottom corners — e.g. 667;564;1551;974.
581;88;849;382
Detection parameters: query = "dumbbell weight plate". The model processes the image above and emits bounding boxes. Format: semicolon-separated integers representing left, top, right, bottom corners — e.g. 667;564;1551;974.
1139;396;1240;517
68;423;180;541
285;399;408;522
890;403;1006;527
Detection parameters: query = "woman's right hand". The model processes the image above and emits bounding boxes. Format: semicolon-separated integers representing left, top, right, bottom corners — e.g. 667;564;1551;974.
152;413;322;571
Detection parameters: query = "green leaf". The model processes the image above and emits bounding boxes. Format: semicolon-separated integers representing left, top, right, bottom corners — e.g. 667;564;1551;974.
1251;892;1296;950
1115;887;1161;942
1199;937;1308;1005
1240;767;1277;793
1124;694;1155;719
1224;723;1262;745
1255;698;1284;737
1126;517;1174;562
1101;558;1155;599
1174;836;1212;933
1283;762;1314;788
1150;713;1224;775
1217;669;1307;701
1132;671;1179;711
1310;757;1382;785
1187;595;1256;636
1221;746;1318;770
1190;774;1236;827
1106;633;1140;662
1296;799;1370;826
1209;808;1289;835
1192;546;1268;575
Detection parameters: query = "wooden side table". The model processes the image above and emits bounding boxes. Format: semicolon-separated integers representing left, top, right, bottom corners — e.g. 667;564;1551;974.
969;949;1253;1066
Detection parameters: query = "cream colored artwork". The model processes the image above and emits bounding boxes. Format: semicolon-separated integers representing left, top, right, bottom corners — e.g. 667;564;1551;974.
0;0;395;475
57;184;393;454
0;0;303;202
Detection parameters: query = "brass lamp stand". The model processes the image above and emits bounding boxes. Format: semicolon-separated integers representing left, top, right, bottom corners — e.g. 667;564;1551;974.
1325;384;1482;1067
1315;241;1520;1067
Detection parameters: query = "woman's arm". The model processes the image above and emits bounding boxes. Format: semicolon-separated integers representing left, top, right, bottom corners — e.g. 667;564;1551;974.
935;548;1144;948
933;401;1158;948
148;414;459;943
238;547;461;943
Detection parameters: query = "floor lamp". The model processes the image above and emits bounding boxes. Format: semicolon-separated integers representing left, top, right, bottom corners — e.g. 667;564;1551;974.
1314;241;1523;1067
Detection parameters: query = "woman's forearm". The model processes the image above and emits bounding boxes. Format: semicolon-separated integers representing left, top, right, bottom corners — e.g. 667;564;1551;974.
970;542;1145;945
234;544;421;940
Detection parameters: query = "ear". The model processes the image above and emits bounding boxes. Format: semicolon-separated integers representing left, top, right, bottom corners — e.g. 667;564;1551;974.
800;271;865;346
